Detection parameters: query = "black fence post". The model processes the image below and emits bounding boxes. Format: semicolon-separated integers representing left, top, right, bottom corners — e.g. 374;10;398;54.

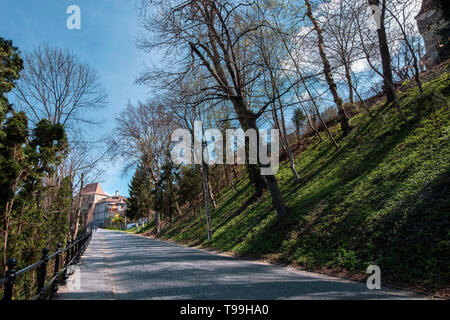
54;243;62;275
83;233;88;253
66;240;71;265
78;236;83;261
78;236;82;261
82;234;86;253
63;240;72;283
51;243;62;298
79;236;84;257
70;239;75;263
74;237;79;264
77;235;83;262
1;233;93;301
3;258;17;301
36;248;49;298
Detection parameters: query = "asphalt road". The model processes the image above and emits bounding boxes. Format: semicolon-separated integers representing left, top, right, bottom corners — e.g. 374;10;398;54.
58;229;424;300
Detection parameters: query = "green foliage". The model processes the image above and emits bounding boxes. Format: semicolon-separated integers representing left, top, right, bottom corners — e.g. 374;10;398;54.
154;156;179;224
0;39;69;289
31;120;67;171
176;165;203;213
125;163;154;221
127;155;181;227
0;37;23;95
292;107;306;130
159;73;450;294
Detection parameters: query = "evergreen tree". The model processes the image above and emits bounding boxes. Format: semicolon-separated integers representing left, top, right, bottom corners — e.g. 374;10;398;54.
156;156;178;226
292;108;306;143
0;38;68;275
176;165;203;215
125;163;154;223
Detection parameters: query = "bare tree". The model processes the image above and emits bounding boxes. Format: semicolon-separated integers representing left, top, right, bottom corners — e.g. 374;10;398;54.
137;0;289;220
13;43;109;234
14;44;107;131
111;101;176;234
320;0;366;112
72;173;84;240
14;45;109;183
386;0;423;92
300;99;323;143
257;27;301;183
260;0;342;148
304;0;352;136
353;2;408;123
367;0;398;103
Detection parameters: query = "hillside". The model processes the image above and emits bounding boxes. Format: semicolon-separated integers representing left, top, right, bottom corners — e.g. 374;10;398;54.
140;70;450;297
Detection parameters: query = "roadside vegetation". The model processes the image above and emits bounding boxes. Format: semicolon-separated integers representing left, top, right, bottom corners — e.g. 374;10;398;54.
0;38;108;298
116;0;449;297
2;0;449;300
129;70;450;296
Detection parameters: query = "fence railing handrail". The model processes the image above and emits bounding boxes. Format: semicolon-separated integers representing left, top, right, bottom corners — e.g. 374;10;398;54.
0;231;92;300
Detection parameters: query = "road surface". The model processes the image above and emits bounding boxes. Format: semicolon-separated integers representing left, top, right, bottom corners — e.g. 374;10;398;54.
58;229;424;300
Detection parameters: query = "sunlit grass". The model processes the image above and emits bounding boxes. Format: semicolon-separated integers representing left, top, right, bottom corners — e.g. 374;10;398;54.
160;72;450;293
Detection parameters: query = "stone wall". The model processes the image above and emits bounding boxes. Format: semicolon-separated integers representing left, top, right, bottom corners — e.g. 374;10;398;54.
415;0;450;68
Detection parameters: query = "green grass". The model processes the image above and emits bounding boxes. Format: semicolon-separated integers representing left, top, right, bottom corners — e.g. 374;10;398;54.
159;72;450;295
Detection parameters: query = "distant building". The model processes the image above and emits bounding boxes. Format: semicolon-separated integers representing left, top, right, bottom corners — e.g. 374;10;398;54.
80;183;109;228
93;190;128;228
415;0;450;68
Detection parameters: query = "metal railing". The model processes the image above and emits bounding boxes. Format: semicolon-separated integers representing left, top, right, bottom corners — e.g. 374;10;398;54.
0;231;92;300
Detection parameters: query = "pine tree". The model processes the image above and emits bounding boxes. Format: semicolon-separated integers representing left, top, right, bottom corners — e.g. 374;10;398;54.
292;108;306;144
125;163;153;222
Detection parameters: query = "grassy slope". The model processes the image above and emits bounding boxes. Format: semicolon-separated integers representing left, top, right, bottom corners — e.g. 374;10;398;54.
158;72;450;295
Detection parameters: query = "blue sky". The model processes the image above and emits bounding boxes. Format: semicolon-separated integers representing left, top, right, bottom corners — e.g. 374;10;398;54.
0;0;155;196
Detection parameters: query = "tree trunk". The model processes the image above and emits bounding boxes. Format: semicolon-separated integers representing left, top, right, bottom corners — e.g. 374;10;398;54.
231;97;267;196
296;83;339;149
369;0;396;103
300;102;323;142
232;96;288;220
308;115;323;142
189;202;196;216
355;5;408;123
271;73;301;183
176;201;182;216
351;81;375;119
344;62;358;112
388;7;423;93
264;175;288;220
305;0;351;136
67;167;74;238
83;203;94;231
202;162;213;241
233;164;239;181
269;96;288;154
208;180;217;209
224;165;239;192
155;210;160;234
72;173;84;240
2;216;10;273
315;105;340;150
148;209;152;228
280;107;301;183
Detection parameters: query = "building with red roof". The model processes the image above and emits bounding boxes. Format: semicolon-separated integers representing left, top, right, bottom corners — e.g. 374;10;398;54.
92;190;128;228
